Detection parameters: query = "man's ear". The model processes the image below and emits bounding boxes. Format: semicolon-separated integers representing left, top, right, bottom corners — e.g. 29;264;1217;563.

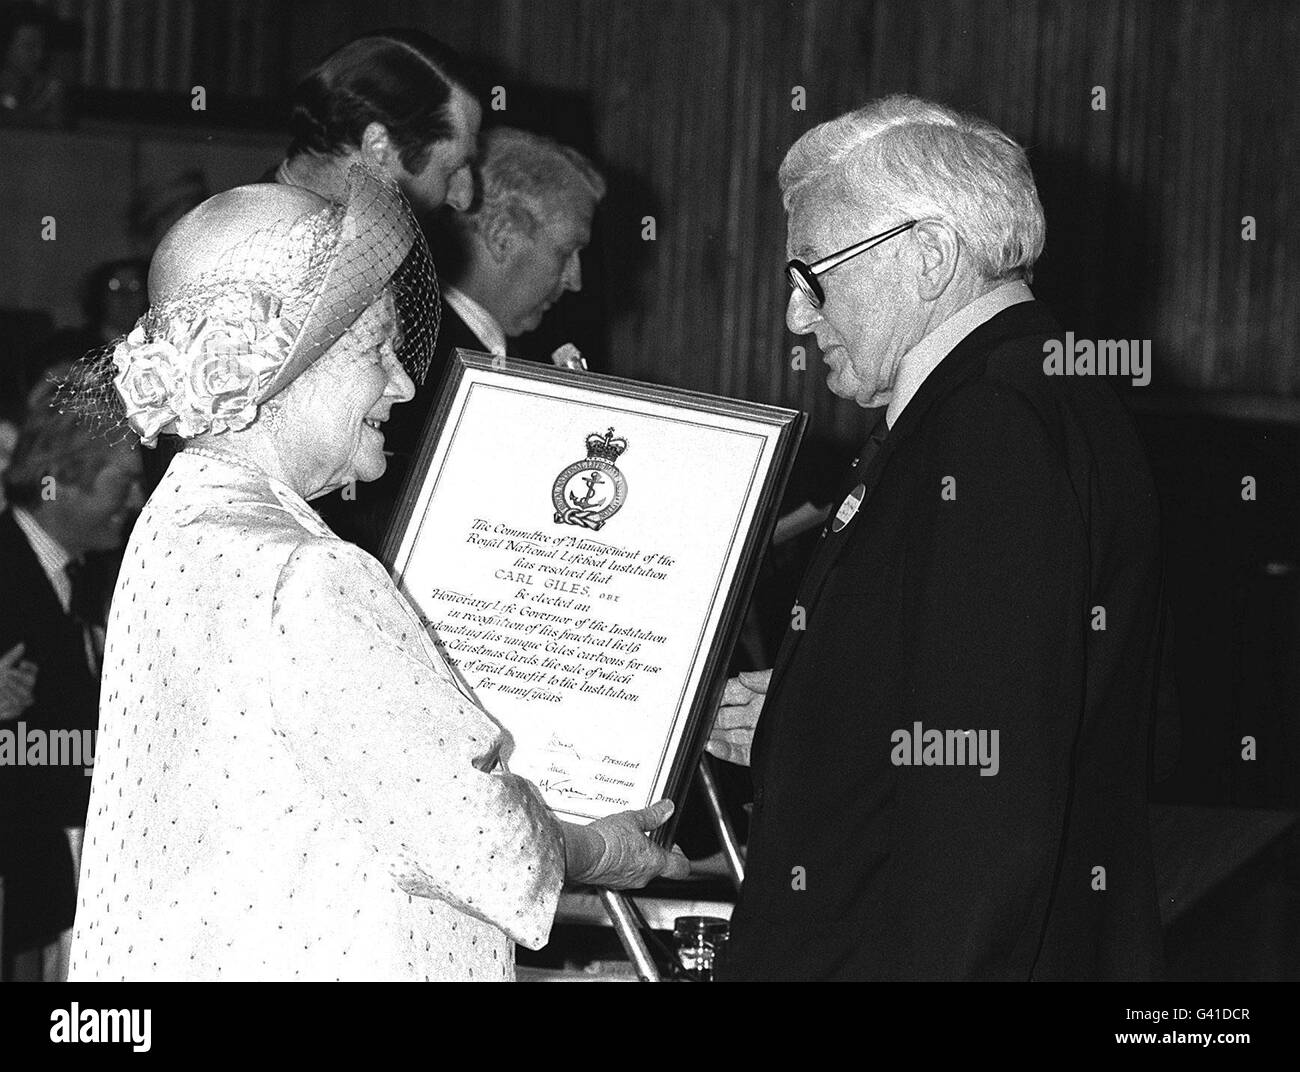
480;213;519;264
911;220;961;301
359;122;398;171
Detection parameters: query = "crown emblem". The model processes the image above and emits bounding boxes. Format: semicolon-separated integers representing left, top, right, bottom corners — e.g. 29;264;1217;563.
585;427;628;463
554;426;631;531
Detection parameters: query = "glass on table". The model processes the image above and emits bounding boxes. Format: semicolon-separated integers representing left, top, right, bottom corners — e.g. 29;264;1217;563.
673;915;730;981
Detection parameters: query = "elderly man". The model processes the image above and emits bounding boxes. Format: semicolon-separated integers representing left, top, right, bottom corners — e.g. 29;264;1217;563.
710;95;1164;981
329;126;605;556
0;402;141;980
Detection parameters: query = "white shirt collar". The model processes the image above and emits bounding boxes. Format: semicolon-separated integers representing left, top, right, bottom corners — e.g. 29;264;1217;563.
442;286;509;357
885;280;1034;428
12;506;73;612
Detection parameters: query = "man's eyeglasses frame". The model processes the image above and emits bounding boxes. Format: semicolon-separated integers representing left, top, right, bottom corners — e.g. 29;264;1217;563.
785;220;918;308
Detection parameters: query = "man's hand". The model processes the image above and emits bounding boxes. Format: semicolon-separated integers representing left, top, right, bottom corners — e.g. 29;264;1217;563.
562;800;691;889
0;643;37;722
705;668;771;767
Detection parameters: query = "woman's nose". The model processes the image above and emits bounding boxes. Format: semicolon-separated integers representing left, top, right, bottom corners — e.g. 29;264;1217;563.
387;359;416;404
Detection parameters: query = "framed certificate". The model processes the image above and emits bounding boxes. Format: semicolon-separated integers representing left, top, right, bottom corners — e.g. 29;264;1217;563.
383;353;803;833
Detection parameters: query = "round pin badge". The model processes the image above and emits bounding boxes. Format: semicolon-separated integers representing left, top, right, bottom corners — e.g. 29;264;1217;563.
831;483;866;533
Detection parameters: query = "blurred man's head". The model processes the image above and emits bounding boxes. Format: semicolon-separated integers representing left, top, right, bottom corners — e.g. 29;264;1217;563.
287;29;481;213
83;257;149;339
0;2;54;77
446;127;604;337
3;405;142;555
780;94;1045;408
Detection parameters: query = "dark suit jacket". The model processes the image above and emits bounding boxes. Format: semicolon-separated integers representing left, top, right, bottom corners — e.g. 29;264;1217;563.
318;298;489;558
0;508;100;950
718;301;1165;981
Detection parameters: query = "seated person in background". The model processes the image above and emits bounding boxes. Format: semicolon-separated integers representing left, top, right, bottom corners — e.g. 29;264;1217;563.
0;2;67;128
0;402;142;981
325;127;605;557
0;641;37;721
274;28;480;217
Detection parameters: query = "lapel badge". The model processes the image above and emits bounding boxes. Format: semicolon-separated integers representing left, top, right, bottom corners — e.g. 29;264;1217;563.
831;483;866;533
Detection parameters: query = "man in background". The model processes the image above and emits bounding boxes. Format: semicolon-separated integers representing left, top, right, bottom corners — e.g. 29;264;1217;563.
0;402;141;980
430;125;604;369
275;28;480;215
330;126;605;557
710;94;1164;980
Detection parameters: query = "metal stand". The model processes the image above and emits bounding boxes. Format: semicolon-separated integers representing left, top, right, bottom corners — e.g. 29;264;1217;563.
698;755;746;893
597;755;746;981
598;889;661;981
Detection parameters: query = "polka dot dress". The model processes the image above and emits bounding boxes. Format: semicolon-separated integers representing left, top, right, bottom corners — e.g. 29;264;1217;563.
68;451;565;981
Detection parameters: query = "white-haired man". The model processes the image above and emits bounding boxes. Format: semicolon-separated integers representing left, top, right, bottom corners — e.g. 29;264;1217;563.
328;127;605;555
710;95;1164;980
433;125;604;364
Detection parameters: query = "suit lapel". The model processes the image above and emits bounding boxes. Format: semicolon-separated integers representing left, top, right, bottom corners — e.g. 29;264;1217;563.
0;509;67;628
764;301;1060;696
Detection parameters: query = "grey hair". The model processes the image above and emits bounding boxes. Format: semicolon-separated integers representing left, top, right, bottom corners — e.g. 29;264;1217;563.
779;94;1045;281
464;127;605;239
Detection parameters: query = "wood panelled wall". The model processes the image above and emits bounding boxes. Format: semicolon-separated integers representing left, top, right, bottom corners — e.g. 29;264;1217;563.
49;0;1300;444
281;0;1297;444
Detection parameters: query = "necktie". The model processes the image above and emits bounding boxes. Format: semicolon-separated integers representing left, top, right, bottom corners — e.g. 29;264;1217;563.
828;415;890;536
755;413;892;765
783;413;890;653
64;558;103;676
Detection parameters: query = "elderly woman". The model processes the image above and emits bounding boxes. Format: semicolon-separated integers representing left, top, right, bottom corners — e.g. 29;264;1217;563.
64;170;685;981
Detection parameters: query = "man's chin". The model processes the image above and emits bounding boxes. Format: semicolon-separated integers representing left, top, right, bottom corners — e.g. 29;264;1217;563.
824;364;858;400
823;363;888;409
512;312;544;336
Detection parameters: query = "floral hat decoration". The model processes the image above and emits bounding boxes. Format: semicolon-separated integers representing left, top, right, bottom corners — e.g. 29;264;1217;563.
57;165;439;447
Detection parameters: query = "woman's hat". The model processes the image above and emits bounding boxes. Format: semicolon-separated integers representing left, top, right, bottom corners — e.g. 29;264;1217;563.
57;165;438;447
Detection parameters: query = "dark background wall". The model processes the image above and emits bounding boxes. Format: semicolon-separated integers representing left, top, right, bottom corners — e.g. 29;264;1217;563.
15;0;1299;445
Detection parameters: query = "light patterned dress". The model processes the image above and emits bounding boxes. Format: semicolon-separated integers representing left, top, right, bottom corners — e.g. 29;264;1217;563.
69;449;564;980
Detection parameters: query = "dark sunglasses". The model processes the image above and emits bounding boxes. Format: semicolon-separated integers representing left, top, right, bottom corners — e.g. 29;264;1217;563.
786;220;918;308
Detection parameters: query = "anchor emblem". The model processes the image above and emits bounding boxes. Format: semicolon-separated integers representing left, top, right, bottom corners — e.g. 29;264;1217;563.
570;471;606;509
552;427;629;530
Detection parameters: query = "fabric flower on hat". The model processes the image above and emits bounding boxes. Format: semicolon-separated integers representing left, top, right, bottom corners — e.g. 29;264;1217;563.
173;295;296;438
111;291;299;446
111;328;185;448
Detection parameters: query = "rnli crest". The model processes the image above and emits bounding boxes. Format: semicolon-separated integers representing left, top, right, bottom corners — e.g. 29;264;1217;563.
552;427;629;530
